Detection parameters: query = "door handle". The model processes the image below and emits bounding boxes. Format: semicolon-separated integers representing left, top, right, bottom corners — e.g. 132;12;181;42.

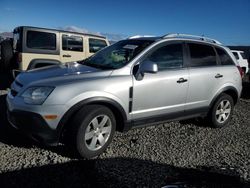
177;78;188;83
215;74;223;78
63;54;71;58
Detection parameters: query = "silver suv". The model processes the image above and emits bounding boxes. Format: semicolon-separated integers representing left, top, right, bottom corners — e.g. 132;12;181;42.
6;34;242;158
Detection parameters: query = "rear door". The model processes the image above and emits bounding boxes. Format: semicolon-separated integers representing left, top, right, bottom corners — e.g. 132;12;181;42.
215;47;241;92
185;42;223;111
60;33;85;63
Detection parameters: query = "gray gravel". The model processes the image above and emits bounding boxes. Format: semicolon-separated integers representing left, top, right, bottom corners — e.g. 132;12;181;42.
0;72;250;188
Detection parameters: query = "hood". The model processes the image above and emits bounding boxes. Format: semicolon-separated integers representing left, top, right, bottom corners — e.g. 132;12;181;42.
16;62;112;86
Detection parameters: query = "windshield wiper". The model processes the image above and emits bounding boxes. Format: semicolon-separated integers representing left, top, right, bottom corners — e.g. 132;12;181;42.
79;61;113;70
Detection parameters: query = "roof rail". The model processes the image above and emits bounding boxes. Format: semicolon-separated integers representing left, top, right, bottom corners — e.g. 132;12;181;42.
163;33;222;45
128;35;156;39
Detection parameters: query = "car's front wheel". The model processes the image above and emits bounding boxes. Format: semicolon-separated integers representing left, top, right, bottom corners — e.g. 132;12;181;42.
71;105;116;159
208;94;234;128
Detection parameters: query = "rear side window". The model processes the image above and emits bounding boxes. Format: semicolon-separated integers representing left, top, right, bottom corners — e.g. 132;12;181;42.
27;31;56;50
188;43;217;67
89;38;107;53
216;48;234;65
62;35;83;52
240;52;247;59
145;43;183;71
232;52;239;60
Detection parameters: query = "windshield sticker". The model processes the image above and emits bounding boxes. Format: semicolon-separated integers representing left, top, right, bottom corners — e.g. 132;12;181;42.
123;44;138;50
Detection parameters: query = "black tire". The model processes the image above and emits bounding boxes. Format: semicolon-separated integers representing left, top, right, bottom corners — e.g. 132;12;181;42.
0;39;14;70
208;94;234;128
70;105;116;159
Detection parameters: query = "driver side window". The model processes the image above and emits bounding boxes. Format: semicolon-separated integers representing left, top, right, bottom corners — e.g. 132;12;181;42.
145;43;184;71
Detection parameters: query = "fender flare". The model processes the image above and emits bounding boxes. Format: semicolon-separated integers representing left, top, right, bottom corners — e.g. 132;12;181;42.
56;97;128;141
27;59;61;70
209;86;239;109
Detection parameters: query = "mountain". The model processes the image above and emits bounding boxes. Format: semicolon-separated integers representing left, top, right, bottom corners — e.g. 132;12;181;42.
59;26;128;42
100;32;128;42
0;32;12;39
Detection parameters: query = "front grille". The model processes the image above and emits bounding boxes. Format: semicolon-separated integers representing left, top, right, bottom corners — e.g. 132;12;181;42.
11;89;18;97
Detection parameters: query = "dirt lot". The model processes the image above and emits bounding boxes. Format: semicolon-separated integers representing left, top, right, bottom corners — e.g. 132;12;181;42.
0;72;249;188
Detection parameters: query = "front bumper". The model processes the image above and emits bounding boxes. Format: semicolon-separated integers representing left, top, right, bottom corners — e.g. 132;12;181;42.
7;109;60;145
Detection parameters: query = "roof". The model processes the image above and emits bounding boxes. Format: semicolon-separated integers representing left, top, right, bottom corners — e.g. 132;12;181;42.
128;36;161;41
231;50;244;53
14;26;106;39
127;33;223;46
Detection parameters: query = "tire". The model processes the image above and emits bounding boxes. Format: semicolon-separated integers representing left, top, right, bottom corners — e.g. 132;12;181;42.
208;94;234;128
70;105;116;159
0;40;14;70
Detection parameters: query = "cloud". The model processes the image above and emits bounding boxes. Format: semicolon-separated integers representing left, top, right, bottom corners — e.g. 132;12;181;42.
4;7;16;11
58;26;99;35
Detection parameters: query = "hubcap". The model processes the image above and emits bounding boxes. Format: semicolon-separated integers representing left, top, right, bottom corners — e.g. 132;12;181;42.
84;115;112;151
215;100;231;124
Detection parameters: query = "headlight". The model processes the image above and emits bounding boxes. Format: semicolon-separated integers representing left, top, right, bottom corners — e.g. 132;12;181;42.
21;86;54;105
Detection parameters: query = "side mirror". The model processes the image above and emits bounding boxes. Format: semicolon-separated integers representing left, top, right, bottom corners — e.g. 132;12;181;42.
140;60;158;74
135;60;158;81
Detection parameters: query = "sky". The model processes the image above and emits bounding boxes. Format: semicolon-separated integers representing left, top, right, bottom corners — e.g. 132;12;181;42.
0;0;250;45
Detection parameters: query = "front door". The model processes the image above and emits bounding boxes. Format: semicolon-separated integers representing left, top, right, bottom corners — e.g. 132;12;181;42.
132;42;189;120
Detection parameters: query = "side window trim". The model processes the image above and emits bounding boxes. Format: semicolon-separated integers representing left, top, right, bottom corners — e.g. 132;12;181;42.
139;41;186;72
22;28;60;55
186;41;218;68
215;47;235;66
62;34;83;52
213;46;221;65
89;38;108;53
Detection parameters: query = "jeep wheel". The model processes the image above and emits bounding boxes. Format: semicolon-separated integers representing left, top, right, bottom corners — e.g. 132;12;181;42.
72;105;116;159
209;94;234;128
0;40;14;71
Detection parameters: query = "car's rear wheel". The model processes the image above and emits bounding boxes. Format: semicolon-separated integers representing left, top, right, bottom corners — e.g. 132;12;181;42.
208;94;234;128
71;105;116;159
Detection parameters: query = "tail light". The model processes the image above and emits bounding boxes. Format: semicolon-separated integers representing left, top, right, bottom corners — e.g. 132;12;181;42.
237;66;244;78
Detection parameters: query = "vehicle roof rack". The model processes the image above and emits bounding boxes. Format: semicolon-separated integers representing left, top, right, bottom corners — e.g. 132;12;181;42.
162;33;222;45
128;35;156;39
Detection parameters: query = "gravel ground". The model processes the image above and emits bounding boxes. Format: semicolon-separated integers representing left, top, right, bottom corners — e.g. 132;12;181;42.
0;72;249;188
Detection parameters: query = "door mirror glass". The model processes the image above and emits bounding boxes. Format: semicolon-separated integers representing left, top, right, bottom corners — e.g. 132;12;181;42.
140;60;158;74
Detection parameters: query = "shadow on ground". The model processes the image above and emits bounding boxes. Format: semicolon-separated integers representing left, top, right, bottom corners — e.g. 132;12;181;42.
0;72;33;147
0;72;13;90
241;81;250;100
0;158;249;188
0;93;34;147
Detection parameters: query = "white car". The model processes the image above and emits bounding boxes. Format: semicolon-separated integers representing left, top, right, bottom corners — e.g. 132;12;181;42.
231;50;249;75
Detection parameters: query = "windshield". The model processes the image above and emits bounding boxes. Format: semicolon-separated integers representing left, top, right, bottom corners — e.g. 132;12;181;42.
79;39;154;69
